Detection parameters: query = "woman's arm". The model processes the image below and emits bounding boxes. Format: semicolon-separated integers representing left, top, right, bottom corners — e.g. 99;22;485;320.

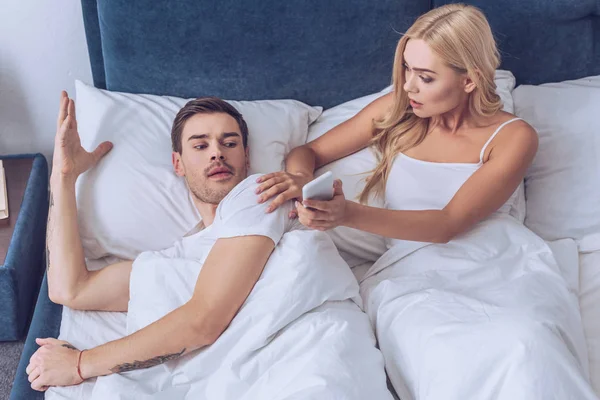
299;121;538;243
288;92;393;172
257;93;394;211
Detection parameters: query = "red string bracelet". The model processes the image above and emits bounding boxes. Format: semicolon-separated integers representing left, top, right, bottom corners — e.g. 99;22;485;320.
76;350;85;381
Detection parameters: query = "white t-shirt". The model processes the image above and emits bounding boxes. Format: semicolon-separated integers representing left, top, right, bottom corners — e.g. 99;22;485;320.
142;174;299;263
127;174;300;334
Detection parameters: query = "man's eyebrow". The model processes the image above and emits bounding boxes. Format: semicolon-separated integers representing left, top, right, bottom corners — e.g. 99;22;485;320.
187;134;208;141
187;132;241;141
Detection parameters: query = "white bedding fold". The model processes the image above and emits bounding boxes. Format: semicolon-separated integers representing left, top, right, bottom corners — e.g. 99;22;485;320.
360;214;597;400
49;230;392;399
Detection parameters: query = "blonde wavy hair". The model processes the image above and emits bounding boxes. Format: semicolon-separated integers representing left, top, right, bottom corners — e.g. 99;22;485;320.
358;3;503;204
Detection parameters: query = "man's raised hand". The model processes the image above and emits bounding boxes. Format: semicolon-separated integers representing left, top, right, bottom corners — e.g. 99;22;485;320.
53;91;113;178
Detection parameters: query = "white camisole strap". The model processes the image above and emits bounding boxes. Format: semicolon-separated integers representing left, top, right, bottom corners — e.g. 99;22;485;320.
479;117;523;163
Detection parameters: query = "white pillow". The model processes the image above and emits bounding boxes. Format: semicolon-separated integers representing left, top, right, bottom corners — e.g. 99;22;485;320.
75;80;322;260
309;70;518;265
494;69;516;114
514;75;600;251
308;87;391;266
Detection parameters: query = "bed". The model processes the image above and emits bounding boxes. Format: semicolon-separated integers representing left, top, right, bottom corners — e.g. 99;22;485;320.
10;0;600;399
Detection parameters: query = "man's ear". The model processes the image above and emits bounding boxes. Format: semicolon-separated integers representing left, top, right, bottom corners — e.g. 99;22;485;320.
172;151;185;177
245;146;250;171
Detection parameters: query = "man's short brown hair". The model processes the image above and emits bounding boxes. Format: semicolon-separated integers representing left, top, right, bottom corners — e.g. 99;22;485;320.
171;97;249;154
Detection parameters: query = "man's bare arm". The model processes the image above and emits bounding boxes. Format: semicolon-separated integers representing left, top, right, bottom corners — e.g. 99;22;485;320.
47;91;126;311
77;235;275;379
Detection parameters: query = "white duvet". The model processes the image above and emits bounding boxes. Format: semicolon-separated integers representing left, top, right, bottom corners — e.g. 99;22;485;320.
46;230;393;400
580;250;600;395
360;213;598;400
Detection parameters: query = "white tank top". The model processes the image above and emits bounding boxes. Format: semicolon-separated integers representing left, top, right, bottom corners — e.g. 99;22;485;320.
384;117;523;233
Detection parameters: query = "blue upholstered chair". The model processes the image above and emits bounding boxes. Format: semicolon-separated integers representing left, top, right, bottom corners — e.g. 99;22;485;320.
0;153;48;342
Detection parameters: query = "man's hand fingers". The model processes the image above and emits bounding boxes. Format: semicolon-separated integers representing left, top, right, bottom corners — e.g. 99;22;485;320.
55;116;72;147
91;141;114;163
56;96;68;131
35;337;56;346
67;98;75;117
31;375;48;392
26;362;35;375
28;367;40;383
56;92;68;130
59;114;73;134
67;100;78;130
31;372;47;391
69;97;77;121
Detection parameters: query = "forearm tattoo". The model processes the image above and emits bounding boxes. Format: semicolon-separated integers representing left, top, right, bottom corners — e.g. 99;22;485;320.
61;343;78;351
109;348;187;373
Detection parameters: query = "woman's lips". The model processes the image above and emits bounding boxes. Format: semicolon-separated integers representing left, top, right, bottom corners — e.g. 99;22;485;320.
410;99;423;108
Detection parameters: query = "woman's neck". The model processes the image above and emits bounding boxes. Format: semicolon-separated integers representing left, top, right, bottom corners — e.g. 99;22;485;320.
430;101;485;135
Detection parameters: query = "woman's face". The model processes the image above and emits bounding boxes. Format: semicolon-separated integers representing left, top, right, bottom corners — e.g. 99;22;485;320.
402;39;473;118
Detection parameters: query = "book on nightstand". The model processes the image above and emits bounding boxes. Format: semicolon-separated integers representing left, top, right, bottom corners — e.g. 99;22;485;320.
0;160;8;220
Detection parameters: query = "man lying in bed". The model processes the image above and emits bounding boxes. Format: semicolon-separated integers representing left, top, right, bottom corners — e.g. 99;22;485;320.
25;93;303;391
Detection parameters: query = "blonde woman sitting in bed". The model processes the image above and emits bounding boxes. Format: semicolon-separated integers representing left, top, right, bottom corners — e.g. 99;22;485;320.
257;4;596;400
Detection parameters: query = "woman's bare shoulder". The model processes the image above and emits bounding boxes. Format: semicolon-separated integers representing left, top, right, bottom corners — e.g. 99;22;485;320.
489;112;538;160
364;91;395;121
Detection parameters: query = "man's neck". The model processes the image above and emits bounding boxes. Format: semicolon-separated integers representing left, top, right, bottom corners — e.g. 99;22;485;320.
194;200;218;227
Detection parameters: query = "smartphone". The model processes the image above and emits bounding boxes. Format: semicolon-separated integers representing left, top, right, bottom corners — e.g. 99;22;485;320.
302;171;334;201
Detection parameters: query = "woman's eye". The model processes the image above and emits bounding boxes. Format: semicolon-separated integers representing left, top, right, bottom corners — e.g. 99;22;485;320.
420;76;433;84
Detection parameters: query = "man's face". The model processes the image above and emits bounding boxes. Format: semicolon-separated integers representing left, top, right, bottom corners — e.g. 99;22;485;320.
172;112;249;205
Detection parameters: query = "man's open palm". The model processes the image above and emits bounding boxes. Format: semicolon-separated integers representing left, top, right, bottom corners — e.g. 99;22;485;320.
54;91;112;177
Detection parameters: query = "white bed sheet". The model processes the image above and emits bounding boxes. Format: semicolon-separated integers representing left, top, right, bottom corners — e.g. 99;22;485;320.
358;215;596;400
45;257;126;399
45;232;392;400
580;250;600;396
44;235;588;400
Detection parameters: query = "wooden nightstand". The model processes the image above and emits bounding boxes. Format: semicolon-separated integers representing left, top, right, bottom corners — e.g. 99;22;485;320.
0;154;48;341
